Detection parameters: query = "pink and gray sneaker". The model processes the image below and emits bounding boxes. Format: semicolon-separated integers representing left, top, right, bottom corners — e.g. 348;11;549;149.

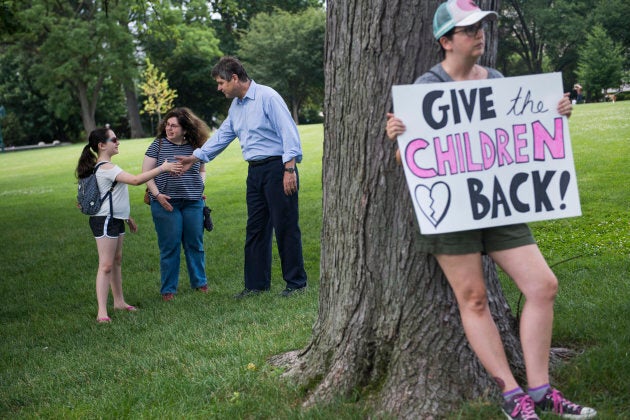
502;393;540;420
535;388;597;419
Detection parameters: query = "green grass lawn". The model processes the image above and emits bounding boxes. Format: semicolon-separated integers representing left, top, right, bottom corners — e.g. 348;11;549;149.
1;102;628;419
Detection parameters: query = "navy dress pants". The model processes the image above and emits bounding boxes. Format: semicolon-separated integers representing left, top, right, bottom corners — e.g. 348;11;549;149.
244;158;307;291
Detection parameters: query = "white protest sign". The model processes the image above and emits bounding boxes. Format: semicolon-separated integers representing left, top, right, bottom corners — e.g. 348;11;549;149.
392;72;581;234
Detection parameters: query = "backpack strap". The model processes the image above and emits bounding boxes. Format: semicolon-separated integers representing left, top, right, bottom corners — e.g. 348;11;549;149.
93;161;118;191
154;138;164;196
427;70;446;82
93;161;108;172
94;161;118;216
104;187;116;216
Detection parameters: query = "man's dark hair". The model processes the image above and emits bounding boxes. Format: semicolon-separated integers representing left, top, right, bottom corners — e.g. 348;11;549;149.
211;56;249;82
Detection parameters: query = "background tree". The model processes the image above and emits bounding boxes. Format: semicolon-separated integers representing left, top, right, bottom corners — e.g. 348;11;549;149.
591;0;630;71
497;0;593;88
0;0;20;38
0;51;80;145
139;58;178;126
30;1;135;135
577;25;625;102
270;1;529;417
208;0;323;55
138;0;224;130
1;0;627;146
115;6;146;139
238;8;325;124
0;0;144;141
0;0;222;144
496;0;630;92
2;0;325;145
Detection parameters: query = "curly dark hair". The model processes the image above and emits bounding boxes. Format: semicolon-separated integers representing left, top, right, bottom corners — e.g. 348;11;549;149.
156;107;210;149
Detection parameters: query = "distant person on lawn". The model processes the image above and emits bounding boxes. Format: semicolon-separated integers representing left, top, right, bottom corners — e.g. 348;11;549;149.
76;127;181;323
177;56;308;299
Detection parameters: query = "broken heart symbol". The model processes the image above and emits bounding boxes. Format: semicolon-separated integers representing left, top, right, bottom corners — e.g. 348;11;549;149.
415;182;451;227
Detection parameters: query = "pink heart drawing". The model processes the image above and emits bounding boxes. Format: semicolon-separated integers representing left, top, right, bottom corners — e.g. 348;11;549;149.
415;182;451;227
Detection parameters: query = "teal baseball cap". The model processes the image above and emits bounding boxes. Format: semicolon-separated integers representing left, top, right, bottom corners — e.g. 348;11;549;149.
433;0;498;40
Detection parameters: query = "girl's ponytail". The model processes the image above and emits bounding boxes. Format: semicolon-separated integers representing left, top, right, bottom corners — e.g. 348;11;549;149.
75;128;109;179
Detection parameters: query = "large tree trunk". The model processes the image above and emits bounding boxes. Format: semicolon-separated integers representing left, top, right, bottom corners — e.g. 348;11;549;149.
270;1;525;418
76;75;104;136
124;80;145;138
291;99;300;125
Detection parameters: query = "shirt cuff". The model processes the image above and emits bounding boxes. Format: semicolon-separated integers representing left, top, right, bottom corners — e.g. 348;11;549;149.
283;153;302;164
193;149;209;163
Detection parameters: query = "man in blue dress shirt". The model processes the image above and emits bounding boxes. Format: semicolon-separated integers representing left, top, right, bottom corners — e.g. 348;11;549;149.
177;56;307;298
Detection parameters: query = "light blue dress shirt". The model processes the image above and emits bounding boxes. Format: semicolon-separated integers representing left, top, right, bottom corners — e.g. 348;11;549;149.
193;80;303;164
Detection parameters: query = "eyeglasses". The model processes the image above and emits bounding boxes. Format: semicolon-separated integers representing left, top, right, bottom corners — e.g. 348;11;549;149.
104;136;119;144
453;21;487;37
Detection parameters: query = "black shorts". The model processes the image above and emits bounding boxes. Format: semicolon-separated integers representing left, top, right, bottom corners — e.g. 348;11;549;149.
89;216;126;239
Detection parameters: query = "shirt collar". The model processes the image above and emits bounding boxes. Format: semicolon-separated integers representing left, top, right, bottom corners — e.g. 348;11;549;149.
237;80;257;104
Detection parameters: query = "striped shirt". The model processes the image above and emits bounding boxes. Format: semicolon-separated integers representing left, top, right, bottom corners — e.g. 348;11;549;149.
145;138;204;200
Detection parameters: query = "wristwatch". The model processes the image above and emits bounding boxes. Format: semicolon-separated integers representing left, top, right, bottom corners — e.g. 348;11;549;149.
284;167;295;173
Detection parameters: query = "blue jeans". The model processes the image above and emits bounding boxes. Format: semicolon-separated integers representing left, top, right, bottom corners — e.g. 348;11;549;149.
151;199;207;294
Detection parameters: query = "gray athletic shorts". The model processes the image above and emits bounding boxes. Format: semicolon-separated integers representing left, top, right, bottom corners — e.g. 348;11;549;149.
414;223;536;255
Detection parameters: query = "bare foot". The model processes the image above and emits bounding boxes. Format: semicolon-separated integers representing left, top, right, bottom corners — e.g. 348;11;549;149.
114;304;137;312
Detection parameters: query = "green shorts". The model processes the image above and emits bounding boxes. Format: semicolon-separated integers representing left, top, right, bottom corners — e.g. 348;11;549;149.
414;223;536;255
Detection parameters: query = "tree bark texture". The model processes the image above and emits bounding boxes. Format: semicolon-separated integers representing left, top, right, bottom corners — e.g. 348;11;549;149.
270;1;526;418
76;76;103;136
124;80;145;139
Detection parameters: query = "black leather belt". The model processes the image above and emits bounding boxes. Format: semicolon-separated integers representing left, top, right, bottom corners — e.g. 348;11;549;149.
248;156;282;167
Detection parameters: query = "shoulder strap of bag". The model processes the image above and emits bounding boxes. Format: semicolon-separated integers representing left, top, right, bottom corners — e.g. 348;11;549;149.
93;161;108;172
94;161;118;216
94;161;118;191
427;70;446;82
155;138;165;195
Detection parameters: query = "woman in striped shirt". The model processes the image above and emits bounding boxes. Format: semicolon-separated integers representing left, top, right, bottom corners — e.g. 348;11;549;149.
142;107;211;301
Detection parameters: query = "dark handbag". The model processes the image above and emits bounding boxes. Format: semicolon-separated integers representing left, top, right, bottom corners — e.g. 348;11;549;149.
144;138;163;205
203;204;214;232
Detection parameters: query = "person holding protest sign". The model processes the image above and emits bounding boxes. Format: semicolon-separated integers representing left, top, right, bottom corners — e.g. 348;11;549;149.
385;1;595;419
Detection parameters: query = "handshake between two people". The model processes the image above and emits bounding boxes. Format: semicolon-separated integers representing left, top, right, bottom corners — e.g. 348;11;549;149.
160;159;184;175
164;155;200;176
